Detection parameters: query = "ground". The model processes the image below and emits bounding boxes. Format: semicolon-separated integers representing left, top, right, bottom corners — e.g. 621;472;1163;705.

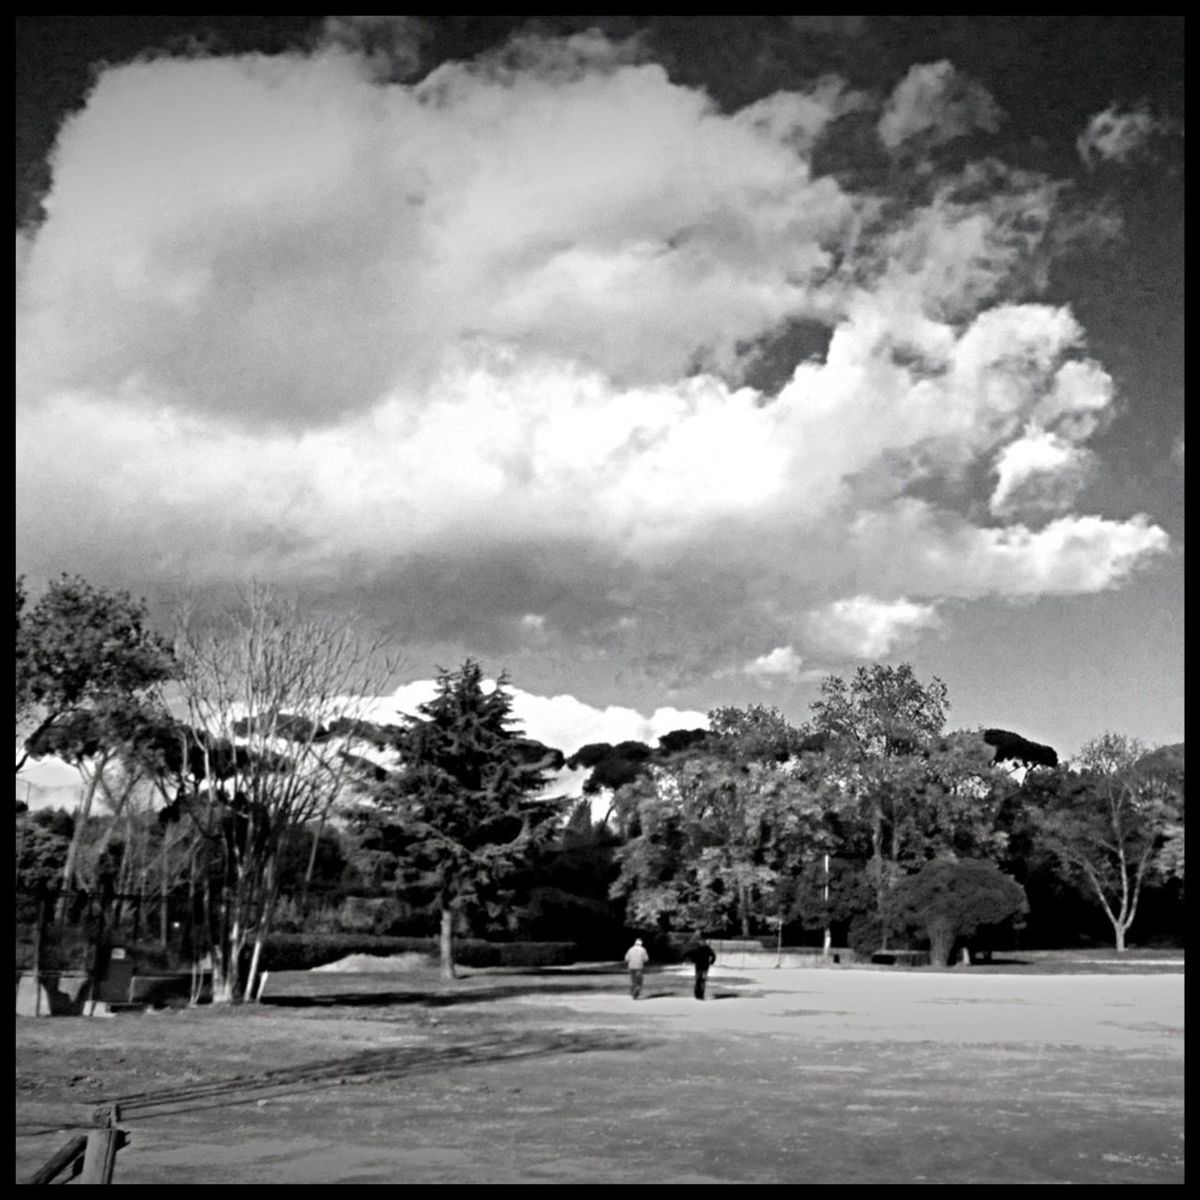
15;952;1184;1184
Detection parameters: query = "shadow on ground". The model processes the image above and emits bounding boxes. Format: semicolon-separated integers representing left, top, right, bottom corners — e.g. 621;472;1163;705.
97;1027;647;1123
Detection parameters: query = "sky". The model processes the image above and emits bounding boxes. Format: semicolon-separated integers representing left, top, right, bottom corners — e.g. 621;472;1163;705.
15;16;1184;789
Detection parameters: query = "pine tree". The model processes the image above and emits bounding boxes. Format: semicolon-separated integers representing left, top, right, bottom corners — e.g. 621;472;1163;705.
366;661;564;979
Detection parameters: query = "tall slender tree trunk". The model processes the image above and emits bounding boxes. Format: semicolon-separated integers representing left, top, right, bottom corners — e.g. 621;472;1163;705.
439;905;457;981
244;860;279;1003
159;834;169;949
58;762;106;922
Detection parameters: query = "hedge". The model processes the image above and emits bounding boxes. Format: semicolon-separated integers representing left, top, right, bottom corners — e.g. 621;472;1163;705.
259;933;577;972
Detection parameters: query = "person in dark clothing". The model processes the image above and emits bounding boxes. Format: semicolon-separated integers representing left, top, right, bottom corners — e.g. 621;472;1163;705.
684;940;717;1000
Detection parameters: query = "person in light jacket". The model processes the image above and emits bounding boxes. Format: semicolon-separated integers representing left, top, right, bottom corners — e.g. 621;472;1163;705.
623;938;650;999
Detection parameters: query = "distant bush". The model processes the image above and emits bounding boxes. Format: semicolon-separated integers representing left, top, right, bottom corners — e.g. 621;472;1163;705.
259;933;576;972
847;914;885;960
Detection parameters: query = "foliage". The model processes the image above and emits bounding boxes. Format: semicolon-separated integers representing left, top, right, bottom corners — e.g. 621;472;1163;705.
983;728;1058;769
707;703;806;763
360;660;566;979
257;932;577;972
846;912;885;960
1030;734;1184;951
805;667;1010;943
15;810;70;906
610;750;830;937
883;859;1028;966
16;574;176;774
810;663;949;759
565;740;653;794
782;855;874;940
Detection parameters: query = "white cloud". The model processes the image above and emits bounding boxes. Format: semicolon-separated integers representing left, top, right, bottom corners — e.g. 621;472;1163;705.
846;502;1169;598
805;596;940;659
744;645;805;680
878;61;1003;151
1077;103;1165;169
13;30;1173;684
362;681;707;757
990;426;1094;517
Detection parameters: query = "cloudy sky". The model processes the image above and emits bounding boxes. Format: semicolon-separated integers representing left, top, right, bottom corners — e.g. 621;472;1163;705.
16;16;1184;768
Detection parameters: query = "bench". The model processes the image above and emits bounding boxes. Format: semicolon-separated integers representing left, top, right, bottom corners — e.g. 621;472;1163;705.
870;950;930;967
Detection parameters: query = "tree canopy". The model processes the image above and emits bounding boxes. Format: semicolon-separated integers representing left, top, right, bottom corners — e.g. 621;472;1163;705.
362;660;565;978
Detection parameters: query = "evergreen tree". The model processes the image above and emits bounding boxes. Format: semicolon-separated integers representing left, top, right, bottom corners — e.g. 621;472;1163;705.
365;660;564;979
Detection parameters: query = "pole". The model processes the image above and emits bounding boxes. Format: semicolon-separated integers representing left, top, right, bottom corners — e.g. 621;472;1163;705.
822;853;832;959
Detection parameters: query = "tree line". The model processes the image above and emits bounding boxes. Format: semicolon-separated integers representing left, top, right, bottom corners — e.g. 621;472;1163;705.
16;575;1185;1001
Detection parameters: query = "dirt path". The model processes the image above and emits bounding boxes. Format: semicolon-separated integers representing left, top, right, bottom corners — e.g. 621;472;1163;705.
15;965;1184;1184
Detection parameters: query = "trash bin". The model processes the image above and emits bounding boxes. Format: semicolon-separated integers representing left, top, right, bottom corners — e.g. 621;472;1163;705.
95;947;134;1004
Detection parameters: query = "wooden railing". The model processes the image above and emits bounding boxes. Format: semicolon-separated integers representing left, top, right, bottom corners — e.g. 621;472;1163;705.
26;1104;129;1185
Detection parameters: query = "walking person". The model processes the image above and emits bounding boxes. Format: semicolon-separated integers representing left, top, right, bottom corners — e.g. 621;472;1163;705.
685;938;717;1000
624;937;650;999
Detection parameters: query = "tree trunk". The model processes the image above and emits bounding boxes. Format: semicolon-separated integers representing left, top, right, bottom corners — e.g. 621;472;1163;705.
300;806;332;918
1115;925;1126;953
159;834;169;949
244;866;279;1003
58;762;106;922
439;905;457;981
927;920;953;968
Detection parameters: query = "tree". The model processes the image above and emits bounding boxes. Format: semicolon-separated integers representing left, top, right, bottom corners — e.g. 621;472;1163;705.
16;576;177;916
172;585;395;1001
707;704;805;763
611;746;829;938
1031;733;1184;952
982;728;1058;770
810;663;949;759
883;859;1028;966
808;667;1011;946
16;574;175;774
362;660;565;980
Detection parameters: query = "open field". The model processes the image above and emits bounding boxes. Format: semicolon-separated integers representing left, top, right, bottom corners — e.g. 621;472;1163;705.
15;955;1184;1184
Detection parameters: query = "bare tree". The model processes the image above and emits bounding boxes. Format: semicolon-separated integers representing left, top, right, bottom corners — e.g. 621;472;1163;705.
174;585;398;1003
1032;733;1184;952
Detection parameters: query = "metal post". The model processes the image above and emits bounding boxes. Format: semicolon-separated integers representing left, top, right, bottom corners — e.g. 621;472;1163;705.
822;853;832;959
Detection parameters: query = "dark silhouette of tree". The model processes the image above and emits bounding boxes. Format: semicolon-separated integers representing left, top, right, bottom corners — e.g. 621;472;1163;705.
565;740;653;794
362;660;565;980
883;858;1028;966
983;728;1058;769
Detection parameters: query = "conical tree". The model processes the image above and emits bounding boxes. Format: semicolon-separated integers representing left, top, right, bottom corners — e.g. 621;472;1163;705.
366;661;564;979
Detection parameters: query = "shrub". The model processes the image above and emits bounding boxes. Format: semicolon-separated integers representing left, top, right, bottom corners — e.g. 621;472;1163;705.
847;913;885;960
258;933;576;972
884;859;1028;966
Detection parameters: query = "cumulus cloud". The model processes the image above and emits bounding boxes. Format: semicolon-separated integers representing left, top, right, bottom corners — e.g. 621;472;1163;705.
804;596;940;659
877;60;1003;152
743;645;805;681
14;29;1171;688
319;15;428;82
990;426;1094;518
845;503;1169;599
1077;103;1165;169
364;680;708;757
